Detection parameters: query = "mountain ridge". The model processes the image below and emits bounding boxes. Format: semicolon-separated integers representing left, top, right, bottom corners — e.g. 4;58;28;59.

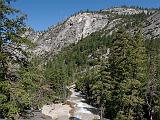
26;7;160;56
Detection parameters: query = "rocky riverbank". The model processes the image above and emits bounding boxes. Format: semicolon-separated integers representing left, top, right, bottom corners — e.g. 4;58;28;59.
41;84;100;120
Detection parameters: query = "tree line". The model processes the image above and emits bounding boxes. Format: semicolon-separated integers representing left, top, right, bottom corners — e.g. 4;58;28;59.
1;0;160;119
0;0;54;119
76;28;160;120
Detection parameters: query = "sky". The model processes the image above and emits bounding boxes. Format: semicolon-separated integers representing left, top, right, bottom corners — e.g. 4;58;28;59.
13;0;160;31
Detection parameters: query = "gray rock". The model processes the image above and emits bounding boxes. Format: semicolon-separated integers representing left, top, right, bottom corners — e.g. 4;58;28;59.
104;7;147;15
2;44;28;62
26;8;160;57
19;112;52;120
143;11;160;39
27;13;109;56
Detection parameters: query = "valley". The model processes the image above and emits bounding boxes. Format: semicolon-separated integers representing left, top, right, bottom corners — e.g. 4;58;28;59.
1;1;160;119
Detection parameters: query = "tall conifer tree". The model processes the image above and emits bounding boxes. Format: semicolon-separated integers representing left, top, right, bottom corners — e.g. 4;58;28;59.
0;0;29;119
108;28;147;119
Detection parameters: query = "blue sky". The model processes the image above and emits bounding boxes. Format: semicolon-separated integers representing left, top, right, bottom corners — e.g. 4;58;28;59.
13;0;160;31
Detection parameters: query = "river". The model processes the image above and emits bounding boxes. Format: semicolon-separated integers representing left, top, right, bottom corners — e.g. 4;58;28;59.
42;84;100;120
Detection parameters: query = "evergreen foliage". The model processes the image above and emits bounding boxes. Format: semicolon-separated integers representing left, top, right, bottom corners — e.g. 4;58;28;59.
0;0;29;119
75;28;158;120
1;1;160;119
145;38;160;120
0;1;46;119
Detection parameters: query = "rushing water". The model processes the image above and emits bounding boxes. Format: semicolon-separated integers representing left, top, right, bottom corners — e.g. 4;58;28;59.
69;84;100;120
41;84;101;120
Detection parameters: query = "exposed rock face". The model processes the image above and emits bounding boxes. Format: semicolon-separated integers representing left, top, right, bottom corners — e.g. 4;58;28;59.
26;8;160;56
1;44;28;79
27;13;109;56
2;44;28;62
143;12;160;39
104;7;149;15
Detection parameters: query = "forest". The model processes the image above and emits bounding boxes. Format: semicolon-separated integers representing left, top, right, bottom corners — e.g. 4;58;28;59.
1;0;160;120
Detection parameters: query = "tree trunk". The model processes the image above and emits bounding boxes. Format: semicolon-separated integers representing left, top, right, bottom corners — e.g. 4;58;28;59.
100;104;104;120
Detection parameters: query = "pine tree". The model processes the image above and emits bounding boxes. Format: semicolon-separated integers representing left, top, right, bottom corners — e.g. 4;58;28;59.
18;57;55;110
0;0;30;119
145;39;160;120
108;28;147;119
44;56;69;102
123;31;147;119
91;61;113;119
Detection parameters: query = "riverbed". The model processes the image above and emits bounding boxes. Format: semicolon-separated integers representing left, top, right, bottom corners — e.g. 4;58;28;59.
42;84;100;120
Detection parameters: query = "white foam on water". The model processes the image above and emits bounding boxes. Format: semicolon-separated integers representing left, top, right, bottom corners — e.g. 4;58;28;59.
77;107;91;114
77;102;92;108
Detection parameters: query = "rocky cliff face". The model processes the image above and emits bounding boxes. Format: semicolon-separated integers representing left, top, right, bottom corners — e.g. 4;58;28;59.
26;8;160;56
26;13;109;56
144;11;160;39
104;7;149;15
